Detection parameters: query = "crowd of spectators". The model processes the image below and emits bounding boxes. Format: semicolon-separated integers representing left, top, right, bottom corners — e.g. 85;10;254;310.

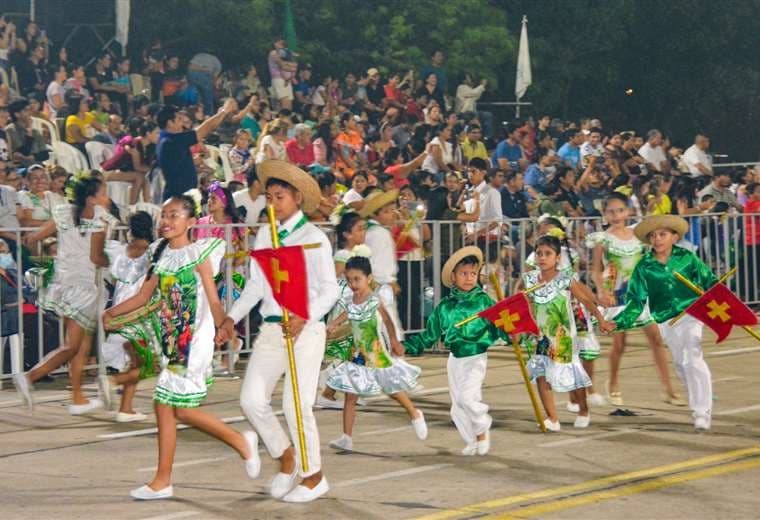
1;16;760;345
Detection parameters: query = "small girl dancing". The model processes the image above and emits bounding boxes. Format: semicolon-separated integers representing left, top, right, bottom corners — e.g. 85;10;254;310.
102;195;258;500
518;235;614;431
326;255;427;451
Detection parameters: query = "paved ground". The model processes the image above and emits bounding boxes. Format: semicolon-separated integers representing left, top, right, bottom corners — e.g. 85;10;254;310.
2;329;760;520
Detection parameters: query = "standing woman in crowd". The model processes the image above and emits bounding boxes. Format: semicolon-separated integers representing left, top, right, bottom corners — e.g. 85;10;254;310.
422;124;453;179
313;120;336;167
15;175;116;414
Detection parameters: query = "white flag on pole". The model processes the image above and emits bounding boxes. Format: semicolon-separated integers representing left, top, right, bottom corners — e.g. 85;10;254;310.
515;15;532;101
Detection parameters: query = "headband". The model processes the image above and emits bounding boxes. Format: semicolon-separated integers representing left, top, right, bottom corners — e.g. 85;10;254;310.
207;181;228;207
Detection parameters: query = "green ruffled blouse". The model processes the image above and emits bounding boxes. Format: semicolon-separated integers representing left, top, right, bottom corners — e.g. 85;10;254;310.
404;286;505;358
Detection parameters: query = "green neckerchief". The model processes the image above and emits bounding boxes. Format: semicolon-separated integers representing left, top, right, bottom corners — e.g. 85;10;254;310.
278;214;308;242
367;219;382;230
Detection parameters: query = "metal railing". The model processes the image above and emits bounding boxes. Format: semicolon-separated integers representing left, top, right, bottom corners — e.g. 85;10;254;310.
1;213;759;385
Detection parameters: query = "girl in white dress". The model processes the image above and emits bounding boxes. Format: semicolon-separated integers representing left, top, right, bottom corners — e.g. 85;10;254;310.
15;175;116;414
102;195;258;501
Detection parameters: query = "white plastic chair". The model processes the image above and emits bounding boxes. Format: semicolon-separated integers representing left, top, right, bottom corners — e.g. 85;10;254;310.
219;143;235;183
85;141;132;205
31;117;61;145
52;141;89;173
129;202;162;226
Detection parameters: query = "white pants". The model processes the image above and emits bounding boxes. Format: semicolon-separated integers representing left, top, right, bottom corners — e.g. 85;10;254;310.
658;315;712;418
447;353;491;444
240;322;325;477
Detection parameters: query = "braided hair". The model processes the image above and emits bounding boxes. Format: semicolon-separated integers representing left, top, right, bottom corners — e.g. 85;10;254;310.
146;195;197;278
71;176;103;228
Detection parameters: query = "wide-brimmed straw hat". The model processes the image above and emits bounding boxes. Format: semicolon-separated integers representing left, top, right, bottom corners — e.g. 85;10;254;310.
358;189;399;218
441;246;483;288
634;214;689;242
257;160;321;214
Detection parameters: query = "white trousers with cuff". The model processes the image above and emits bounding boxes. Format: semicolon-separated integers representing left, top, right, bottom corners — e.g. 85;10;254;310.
657;315;712;418
240;322;325;477
447;352;492;445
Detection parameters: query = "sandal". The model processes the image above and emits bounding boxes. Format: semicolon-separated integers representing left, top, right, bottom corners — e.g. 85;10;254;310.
606;380;623;406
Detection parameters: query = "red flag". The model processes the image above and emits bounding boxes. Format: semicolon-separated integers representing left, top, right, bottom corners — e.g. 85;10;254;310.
478;293;539;336
250;246;310;320
685;283;757;343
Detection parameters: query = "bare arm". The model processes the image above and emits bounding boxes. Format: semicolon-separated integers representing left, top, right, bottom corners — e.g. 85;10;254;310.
590;244;614;306
326;310;348;335
90;230;109;268
569;280;605;324
197;259;225;327
105;275;159;320
24;219;57;246
395;151;428;178
195;99;235;141
378;303;404;356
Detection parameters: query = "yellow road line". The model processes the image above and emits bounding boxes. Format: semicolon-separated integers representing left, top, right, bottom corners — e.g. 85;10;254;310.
487;458;760;519
415;445;760;520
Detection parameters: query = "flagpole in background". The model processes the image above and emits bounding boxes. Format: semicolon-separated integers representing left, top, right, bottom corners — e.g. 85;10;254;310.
266;204;309;472
514;15;532;120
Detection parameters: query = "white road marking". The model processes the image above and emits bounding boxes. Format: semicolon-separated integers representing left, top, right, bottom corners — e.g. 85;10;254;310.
137;512;201;520
98;415;250;439
0;392;70;408
138;456;233;472
334;463;452;488
360;420;446;436
363;386;450;403
538;428;636;448
715;404;760;415
713;376;744;383
709;346;760;357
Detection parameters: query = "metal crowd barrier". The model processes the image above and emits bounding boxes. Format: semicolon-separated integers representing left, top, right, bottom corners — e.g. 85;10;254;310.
1;213;759;386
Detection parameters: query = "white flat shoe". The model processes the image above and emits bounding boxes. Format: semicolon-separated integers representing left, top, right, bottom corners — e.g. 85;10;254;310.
543;418;561;432
242;431;260;479
98;375;114;411
587;393;606;407
461;443;477;456
411;410;428;440
69;399;104;415
130;484;173;500
329;434;353;451
270;470;298;499
116;411;147;423
13;373;33;413
476;431;490;456
694;415;711;431
315;395;344;410
574;413;591;428
282;477;329;503
566;402;580;413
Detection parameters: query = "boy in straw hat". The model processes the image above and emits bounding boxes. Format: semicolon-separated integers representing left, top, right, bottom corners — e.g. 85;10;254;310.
602;214;718;431
404;246;506;456
216;160;339;502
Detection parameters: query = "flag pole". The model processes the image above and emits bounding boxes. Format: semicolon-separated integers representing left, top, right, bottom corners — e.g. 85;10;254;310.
267;204;309;472
669;267;736;326
490;274;547;432
454;282;545;328
672;270;760;343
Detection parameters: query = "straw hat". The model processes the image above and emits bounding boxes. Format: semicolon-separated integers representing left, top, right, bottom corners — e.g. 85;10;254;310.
257;160;321;214
633;214;689;243
441;246;483;288
358;189;399;218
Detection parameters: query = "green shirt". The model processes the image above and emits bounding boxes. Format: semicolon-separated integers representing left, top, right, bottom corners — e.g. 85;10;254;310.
613;246;718;329
404;286;505;358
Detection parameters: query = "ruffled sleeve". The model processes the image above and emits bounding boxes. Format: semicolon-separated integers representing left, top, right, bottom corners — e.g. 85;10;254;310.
52;204;74;231
195;238;226;276
333;248;352;264
105;240;126;264
585;231;607;250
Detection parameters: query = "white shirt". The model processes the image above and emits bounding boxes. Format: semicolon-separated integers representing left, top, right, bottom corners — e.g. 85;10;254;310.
638;142;667;172
228;210;339;324
232;189;266;226
46;81;66;119
454;83;485;114
365;220;398;284
683;144;712;177
255;135;286;164
579;141;604;159
422;137;453;174
465;181;501;236
341;188;364;207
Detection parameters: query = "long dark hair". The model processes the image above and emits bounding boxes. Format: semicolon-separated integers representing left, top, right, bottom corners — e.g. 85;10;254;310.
536;235;562;255
129;211;154;242
336;211;364;249
315;121;334;163
146;195;197;278
70;176;103;227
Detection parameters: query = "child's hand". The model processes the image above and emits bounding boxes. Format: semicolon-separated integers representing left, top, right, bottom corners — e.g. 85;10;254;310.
599;320;617;334
391;339;405;357
102;310;114;331
282;315;306;340
598;291;616;308
215;317;235;345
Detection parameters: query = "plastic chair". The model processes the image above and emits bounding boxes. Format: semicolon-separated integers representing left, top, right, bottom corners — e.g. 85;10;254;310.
31;117;61;145
52;141;89;173
85;141;132;205
129;202;162;225
219;143;235;183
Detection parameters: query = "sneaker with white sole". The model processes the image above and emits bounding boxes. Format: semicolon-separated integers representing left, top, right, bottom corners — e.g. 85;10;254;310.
476;431;490;456
694;415;711;431
13;373;33;413
574;413;591;428
461;443;477;456
316;395;344;409
130;484;173;500
242;431;260;479
411;410;428;440
282;477;329;503
270;470;298;499
115;411;147;423
566;402;580;413
543;418;561;432
329;434;353;451
69;399;104;415
587;393;606;407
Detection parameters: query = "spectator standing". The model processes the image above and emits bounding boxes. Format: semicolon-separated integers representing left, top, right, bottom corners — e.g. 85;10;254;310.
87;52;129;115
268;37;298;111
45;64;67;119
16;43;47;94
683;134;713;178
638;129;670;174
420;50;448;93
188;52;223;115
455;74;486;114
293;64;313;109
364;67;385;122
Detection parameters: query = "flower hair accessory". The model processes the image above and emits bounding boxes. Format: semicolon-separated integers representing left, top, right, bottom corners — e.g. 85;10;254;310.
64;170;92;203
351;244;372;258
183;188;203;217
545;227;566;240
537;213;569;230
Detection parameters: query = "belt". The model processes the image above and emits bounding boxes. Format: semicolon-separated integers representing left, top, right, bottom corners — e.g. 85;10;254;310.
264;316;283;323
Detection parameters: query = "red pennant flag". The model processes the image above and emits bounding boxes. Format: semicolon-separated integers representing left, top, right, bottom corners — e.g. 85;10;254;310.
685;283;757;343
250;246;310;320
478;293;539;336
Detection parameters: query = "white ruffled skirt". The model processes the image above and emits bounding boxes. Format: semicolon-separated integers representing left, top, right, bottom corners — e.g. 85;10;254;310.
527;354;592;393
327;357;421;397
39;282;99;332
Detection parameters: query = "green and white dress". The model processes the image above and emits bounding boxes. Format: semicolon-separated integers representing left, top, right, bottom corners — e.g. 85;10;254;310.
585;230;653;326
150;238;225;408
327;291;421;396
521;270;592;393
324;248;355;362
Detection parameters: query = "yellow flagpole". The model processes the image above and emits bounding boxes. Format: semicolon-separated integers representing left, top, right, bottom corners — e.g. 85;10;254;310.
669;267;736;325
267;204;309;472
490;274;547;433
672;270;760;343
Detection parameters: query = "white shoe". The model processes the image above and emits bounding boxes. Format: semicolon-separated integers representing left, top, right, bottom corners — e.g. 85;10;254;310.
543;418;561;432
411;410;428;440
574;413;591;428
476;431;490;456
316;395;344;410
587;393;606;407
69;399;104;415
115;411;147;423
461;443;477;456
329;434;353;451
357;397;367;406
13;373;33;412
98;375;114;411
566;402;580;413
282;477;329;503
130;484;173;500
242;431;260;479
270;470;298;499
694;415;711;431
